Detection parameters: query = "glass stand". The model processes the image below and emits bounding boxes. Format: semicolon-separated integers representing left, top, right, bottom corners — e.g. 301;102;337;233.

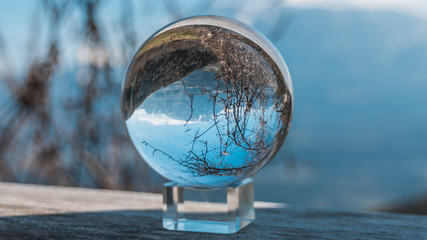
162;178;254;234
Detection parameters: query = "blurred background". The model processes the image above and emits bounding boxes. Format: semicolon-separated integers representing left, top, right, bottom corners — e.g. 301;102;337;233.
0;0;426;214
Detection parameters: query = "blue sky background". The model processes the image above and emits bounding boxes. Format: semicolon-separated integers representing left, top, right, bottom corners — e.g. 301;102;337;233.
1;0;427;211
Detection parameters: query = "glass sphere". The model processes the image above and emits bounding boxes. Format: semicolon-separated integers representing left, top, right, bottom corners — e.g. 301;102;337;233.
122;16;293;188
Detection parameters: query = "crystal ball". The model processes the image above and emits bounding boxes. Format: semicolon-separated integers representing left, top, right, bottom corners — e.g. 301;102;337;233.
122;16;293;188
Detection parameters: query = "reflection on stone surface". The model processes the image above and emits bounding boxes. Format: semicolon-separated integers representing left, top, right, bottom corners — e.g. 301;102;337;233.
122;16;293;187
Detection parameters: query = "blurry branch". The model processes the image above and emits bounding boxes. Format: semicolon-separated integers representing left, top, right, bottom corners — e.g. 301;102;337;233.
377;193;427;216
0;30;18;95
0;0;293;191
119;0;137;62
82;150;116;189
67;0;118;189
267;11;293;44
0;0;71;183
162;0;183;21
0;0;141;189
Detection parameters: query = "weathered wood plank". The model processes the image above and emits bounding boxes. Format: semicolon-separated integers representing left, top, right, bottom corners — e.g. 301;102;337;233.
0;182;426;239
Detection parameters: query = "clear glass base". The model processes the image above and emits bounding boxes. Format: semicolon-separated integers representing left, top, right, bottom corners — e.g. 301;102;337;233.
162;178;254;234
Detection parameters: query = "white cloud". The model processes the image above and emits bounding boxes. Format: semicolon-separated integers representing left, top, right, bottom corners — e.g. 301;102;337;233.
285;0;427;20
134;109;202;126
76;43;109;67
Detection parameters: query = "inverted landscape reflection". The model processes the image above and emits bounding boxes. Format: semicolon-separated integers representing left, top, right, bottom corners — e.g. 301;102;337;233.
123;20;292;187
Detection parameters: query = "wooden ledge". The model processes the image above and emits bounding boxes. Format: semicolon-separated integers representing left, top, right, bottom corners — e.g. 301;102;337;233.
0;182;426;239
